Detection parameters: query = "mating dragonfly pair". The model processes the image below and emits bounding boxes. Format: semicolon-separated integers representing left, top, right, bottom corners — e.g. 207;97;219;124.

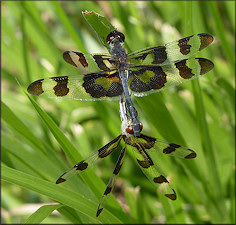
27;30;214;217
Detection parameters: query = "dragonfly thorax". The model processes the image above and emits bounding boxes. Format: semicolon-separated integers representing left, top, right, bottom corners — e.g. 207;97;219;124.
107;31;127;64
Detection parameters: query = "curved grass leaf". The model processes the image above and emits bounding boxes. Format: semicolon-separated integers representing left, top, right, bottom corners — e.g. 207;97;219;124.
23;204;63;224
2;165;126;223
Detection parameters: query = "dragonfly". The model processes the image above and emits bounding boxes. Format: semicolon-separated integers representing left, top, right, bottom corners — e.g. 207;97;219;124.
27;30;214;136
56;94;197;217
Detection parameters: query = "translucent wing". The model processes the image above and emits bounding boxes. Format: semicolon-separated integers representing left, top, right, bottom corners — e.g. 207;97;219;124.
136;134;197;159
96;146;126;217
27;70;122;101
124;135;177;200
56;135;122;184
63;51;115;73
128;58;214;97
128;33;214;66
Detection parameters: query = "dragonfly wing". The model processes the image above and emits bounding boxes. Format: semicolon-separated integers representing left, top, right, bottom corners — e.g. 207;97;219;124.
125;135;177;200
128;58;214;97
135;134;197;159
128;33;213;66
27;70;122;101
153;140;197;159
96;146;126;217
63;51;115;73
56;135;122;184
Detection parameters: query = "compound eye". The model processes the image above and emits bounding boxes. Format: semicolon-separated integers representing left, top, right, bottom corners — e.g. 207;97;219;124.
125;123;143;135
106;30;125;44
139;123;143;132
126;126;134;134
106;32;114;44
116;31;125;42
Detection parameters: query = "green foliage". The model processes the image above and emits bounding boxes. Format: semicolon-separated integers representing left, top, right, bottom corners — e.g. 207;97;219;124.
2;1;235;224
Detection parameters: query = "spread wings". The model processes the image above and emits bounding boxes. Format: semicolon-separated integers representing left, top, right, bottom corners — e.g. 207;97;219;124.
56;132;196;217
27;33;214;101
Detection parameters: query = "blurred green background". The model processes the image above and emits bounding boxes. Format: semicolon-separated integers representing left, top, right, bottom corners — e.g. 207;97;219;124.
2;1;235;224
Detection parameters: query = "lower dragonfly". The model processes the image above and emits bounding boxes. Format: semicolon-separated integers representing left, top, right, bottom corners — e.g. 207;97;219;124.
56;94;197;217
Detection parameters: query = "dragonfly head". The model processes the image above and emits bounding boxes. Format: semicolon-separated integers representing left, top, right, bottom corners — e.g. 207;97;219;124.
106;30;125;46
122;118;143;137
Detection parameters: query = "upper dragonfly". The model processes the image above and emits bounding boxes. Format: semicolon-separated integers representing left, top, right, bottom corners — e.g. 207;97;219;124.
27;30;214;136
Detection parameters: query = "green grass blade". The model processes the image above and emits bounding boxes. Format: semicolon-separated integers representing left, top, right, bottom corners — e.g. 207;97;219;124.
25;93;103;197
184;2;229;223
56;206;83;224
2;165;125;223
82;11;115;46
23;204;63;224
192;80;228;222
25;93;129;221
25;93;82;164
52;1;87;52
208;1;235;68
2;101;44;152
136;94;185;144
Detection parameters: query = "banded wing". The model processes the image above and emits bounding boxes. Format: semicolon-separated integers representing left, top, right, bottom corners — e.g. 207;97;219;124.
128;58;214;97
136;134;197;159
128;33;214;66
56;135;122;184
27;70;122;101
96;146;126;217
124;135;177;200
63;51;115;73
